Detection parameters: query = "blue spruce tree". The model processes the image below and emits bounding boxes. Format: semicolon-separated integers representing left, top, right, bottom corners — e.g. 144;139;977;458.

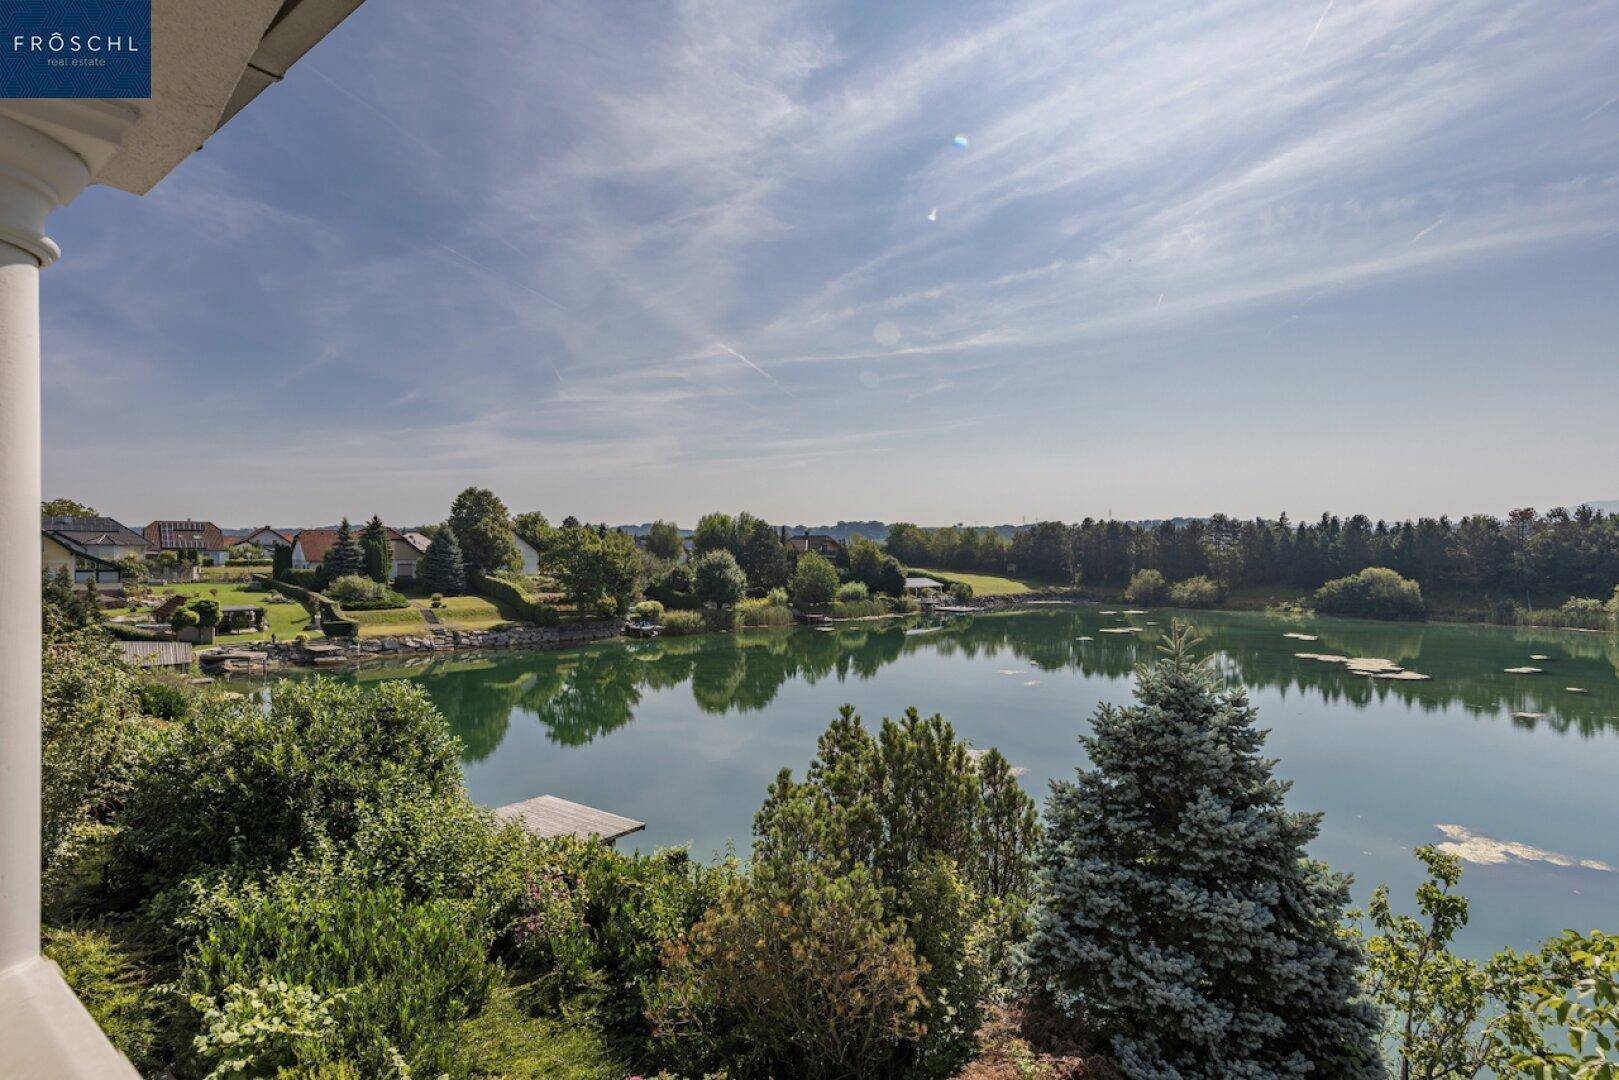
1021;622;1381;1077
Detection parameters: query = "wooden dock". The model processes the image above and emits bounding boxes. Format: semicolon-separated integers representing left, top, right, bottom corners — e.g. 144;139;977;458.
493;795;646;845
118;641;194;669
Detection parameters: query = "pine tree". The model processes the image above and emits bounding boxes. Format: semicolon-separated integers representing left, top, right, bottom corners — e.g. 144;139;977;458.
360;515;390;583
323;518;364;581
1021;622;1382;1078
419;524;466;595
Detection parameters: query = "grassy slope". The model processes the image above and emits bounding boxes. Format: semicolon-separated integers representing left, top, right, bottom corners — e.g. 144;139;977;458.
112;581;312;643
913;568;1036;597
456;984;629;1079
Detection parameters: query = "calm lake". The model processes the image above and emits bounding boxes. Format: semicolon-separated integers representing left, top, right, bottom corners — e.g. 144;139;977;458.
300;607;1619;958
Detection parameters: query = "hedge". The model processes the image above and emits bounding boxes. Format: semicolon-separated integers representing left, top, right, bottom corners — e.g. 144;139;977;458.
471;572;559;625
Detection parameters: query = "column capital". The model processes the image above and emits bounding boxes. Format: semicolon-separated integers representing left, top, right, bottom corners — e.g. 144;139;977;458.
0;102;138;267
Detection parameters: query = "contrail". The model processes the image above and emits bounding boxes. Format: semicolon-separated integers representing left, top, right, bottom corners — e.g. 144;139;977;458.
430;240;569;312
1409;215;1445;245
1581;94;1619;122
1302;0;1333;52
716;343;793;395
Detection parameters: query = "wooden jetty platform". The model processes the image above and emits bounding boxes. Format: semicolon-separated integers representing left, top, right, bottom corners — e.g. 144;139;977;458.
494;795;646;845
118;641;194;670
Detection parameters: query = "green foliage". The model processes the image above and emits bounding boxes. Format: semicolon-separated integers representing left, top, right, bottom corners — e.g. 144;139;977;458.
789;552;839;607
513;511;555;560
136;679;192;720
323;518;365;581
271;542;292;579
645;563;697;610
1123;568;1167;603
645;519;685;561
325;574;408;610
1313;566;1427;620
188;976;341;1079
836;580;869;602
43;567;102;635
650;858;927;1078
660;610;706;636
360;516;390;583
1021;623;1382;1076
42;496;97;516
1354;849;1619;1078
549;526;642;616
507;839;726;1029
449;486;521;577
683;705;1042;1076
113;679;462;910
1167;573;1223;608
180;877;495;1078
420;523;468;596
949;580;974;603
735;597;794;627
847;535;907;596
171;605;201;631
692;549;747;610
44;925;160;1069
828;596;893;619
632;599;664;622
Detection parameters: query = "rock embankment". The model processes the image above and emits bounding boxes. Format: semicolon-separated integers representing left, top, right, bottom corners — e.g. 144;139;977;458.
246;620;622;668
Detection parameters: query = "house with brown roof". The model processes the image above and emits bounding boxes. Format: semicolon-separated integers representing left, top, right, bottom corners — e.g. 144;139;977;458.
291;527;426;583
144;520;230;565
788;533;843;556
240;525;293;557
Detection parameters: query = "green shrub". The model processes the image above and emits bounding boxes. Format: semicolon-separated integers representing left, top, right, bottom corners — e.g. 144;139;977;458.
650;860;926;1078
191;599;222;628
631;599;664;622
113;679;462;909
836;581;869;602
890;595;921;614
325;574;408;611
735;598;793;627
180;878;495;1078
789;552;839;607
950;581;974;603
136;680;192;720
829;597;891;619
188;976;340;1078
170;606;200;631
1167;574;1223;608
692;550;747;610
42;633;148;894
1313;567;1426;620
508;839;727;1027
765;587;788;606
44;926;160;1069
660;610;707;636
654;705;1038;1076
1123;568;1167;604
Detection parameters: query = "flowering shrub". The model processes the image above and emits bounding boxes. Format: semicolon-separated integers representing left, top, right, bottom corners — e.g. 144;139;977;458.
189;977;340;1079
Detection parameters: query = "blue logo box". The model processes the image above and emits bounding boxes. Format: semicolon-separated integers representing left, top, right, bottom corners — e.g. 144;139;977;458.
1;1;150;98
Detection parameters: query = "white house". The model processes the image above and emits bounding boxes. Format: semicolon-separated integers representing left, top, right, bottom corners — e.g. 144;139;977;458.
515;533;543;575
240;525;292;557
0;4;370;1074
39;515;150;564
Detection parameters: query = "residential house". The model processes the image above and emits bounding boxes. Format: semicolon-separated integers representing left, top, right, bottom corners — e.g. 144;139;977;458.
41;531;127;594
240;525;292;557
40;515;150;563
788;533;843;556
514;533;542;575
144;520;230;565
292;527;425;583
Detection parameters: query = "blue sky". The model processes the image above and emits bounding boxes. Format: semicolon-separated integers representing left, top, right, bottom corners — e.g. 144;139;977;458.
41;0;1619;528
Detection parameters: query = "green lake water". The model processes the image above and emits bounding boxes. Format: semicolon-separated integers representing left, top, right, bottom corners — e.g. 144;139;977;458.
306;607;1619;958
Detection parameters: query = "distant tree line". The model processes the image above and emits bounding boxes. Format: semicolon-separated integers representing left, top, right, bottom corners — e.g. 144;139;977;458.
886;507;1619;599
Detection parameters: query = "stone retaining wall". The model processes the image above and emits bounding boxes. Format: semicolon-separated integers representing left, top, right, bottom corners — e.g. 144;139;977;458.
253;619;622;667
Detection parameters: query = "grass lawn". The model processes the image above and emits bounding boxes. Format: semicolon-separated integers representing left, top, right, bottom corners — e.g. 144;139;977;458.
347;606;430;638
411;594;511;631
112;581;314;643
913;568;1037;597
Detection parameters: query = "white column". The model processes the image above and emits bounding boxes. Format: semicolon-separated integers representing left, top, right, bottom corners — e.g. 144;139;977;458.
0;113;138;1078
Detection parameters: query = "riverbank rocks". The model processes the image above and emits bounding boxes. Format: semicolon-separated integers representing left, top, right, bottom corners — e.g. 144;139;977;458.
252;620;622;670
